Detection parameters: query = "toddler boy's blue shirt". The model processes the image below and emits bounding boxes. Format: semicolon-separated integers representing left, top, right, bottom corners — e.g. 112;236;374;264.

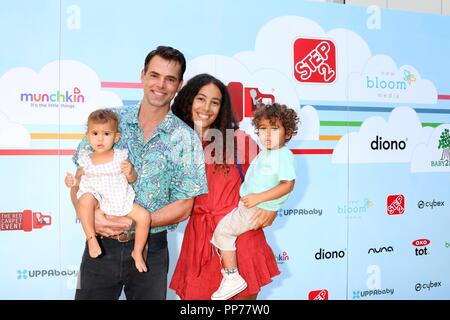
240;146;296;211
72;104;208;233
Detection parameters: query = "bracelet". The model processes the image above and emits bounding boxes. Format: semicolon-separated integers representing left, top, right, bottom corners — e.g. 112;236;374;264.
86;234;96;241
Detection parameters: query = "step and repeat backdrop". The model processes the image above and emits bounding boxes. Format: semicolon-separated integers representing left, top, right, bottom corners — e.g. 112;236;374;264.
1;0;449;299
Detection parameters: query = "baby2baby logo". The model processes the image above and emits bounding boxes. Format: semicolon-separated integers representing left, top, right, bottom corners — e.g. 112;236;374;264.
0;210;51;232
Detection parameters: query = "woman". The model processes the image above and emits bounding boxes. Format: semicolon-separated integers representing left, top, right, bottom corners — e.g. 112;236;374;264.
170;73;279;300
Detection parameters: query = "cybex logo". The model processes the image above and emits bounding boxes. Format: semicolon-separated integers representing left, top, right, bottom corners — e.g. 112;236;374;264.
370;135;406;150
368;246;394;254
315;248;345;260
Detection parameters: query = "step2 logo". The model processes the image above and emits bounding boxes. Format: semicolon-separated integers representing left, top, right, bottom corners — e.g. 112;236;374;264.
227;82;275;121
309;289;329;300
412;239;430;256
387;194;405;215
293;38;336;83
0;210;51;232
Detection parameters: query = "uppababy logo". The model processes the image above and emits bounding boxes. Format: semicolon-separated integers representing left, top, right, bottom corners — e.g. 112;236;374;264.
293;38;336;83
352;288;394;299
0;210;51;232
274;251;290;264
17;268;78;280
387;194;405;215
308;289;329;300
278;208;323;217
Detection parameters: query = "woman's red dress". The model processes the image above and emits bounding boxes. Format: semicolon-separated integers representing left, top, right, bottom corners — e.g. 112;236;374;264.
169;131;280;299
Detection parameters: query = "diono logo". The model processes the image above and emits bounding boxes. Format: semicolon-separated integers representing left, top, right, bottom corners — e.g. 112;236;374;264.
370;136;407;150
315;248;346;260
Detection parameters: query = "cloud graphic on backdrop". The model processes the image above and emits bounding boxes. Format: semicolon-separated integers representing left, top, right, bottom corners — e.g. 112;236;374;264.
332;107;433;164
0;111;30;148
348;56;437;104
0;60;122;125
185;55;319;141
232;16;436;104
411;124;450;172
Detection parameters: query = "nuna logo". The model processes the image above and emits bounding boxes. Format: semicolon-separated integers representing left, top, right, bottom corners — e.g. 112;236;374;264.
412;238;431;256
315;248;346;260
370;136;407;151
368;246;394;254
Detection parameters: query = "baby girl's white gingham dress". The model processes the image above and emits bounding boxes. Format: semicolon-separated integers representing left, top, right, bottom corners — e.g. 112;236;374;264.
77;148;135;216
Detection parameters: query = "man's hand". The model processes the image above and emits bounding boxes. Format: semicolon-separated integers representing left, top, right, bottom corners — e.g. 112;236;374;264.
94;209;133;237
241;193;262;208
249;208;277;230
65;173;78;188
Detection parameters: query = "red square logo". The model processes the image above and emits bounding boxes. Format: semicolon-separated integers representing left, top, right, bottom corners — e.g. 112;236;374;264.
387;195;405;215
293;38;336;83
308;289;329;300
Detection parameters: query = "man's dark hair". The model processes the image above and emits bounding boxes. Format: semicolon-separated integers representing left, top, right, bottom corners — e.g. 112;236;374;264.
144;45;186;80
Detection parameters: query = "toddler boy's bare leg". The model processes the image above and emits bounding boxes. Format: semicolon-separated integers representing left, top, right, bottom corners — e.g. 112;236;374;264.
128;203;151;272
78;193;102;258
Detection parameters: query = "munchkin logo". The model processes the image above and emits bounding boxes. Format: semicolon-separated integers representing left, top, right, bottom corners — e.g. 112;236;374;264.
20;87;85;109
0;210;51;232
274;251;290;265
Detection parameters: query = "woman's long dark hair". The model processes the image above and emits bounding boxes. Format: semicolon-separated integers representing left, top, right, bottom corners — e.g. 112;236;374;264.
172;73;239;170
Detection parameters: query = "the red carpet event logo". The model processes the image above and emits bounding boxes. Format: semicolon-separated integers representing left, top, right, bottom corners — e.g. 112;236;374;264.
293;38;336;83
412;238;430;256
387;194;405;215
308;289;329;300
0;210;51;232
227;82;275;121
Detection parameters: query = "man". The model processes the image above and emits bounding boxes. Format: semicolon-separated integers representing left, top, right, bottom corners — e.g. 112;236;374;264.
70;46;207;299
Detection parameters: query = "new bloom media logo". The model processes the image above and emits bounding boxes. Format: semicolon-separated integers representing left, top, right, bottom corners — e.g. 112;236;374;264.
1;210;51;232
293;38;336;83
387;194;405;215
337;198;373;219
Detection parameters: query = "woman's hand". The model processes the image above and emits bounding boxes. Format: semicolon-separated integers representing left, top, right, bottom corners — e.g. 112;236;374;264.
249;208;277;230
